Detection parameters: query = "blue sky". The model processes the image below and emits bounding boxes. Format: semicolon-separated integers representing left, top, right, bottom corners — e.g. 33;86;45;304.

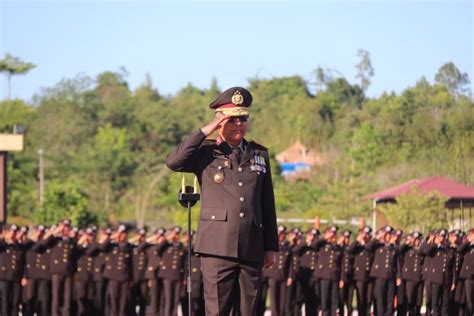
0;0;472;101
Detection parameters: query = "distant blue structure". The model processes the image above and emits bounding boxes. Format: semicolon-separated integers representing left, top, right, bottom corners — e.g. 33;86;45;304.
279;162;312;177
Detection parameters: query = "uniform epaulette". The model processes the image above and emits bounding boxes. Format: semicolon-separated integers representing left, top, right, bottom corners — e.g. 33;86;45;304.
249;140;268;151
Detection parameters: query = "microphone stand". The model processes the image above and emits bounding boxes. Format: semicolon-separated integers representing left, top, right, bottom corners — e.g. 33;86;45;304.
179;176;200;316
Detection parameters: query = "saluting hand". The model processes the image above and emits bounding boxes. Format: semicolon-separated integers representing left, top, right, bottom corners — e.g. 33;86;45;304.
200;115;230;136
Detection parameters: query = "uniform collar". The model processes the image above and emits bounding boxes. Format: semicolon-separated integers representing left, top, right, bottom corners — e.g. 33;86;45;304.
219;136;245;153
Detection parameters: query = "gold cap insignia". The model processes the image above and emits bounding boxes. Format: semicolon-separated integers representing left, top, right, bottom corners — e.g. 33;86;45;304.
231;90;244;105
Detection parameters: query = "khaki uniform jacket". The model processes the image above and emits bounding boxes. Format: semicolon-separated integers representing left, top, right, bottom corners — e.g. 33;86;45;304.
166;129;279;263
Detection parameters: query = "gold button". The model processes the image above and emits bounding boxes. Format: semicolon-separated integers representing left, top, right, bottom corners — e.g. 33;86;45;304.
239;212;245;218
240;197;245;202
238;182;243;187
238;167;243;172
211;215;216;220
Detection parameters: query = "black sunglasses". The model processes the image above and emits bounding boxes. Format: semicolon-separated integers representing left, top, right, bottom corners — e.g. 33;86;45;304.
228;115;249;123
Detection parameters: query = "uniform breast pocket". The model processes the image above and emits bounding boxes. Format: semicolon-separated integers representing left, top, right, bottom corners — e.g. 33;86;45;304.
200;208;227;222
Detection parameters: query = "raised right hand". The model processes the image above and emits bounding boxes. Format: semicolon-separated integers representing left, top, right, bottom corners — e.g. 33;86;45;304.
200;115;230;136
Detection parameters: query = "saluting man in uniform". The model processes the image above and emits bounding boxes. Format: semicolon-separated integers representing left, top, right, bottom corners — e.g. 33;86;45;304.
166;87;279;316
400;232;425;316
130;228;150;316
367;226;399;316
0;224;27;316
421;229;456;316
263;225;291;316
347;226;374;316
41;219;76;316
312;225;342;316
158;226;186;316
102;224;133;316
458;228;474;316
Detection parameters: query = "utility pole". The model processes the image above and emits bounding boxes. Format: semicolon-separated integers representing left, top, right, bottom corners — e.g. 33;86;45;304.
38;148;44;204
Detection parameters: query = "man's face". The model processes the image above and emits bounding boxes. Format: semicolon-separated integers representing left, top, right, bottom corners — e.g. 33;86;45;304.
118;232;128;243
278;232;286;242
220;115;248;144
468;232;474;243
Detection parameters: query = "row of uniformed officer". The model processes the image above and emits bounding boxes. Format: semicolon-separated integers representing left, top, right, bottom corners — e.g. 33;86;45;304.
0;221;205;316
256;225;473;316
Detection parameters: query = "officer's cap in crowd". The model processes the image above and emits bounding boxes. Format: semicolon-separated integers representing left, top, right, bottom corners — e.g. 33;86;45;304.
394;229;403;237
360;226;372;235
306;228;320;236
437;229;448;237
155;228;166;236
37;225;46;233
343;230;351;238
85;227;94;235
325;225;338;234
117;224;130;233
137;228;147;236
104;227;113;235
182;230;195;238
412;231;422;239
210;87;252;116
382;225;394;234
172;226;182;234
20;226;29;234
10;224;19;232
449;229;461;237
278;225;287;234
61;219;71;227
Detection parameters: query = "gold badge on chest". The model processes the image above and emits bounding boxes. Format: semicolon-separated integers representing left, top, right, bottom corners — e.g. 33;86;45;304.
213;166;225;184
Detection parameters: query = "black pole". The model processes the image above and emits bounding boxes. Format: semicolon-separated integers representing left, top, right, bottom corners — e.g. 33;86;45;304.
178;180;200;316
187;201;192;316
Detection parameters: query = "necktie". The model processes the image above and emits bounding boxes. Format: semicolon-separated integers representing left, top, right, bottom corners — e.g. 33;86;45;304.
231;147;241;164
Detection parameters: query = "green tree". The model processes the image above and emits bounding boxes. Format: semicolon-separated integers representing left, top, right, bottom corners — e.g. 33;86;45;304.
35;179;97;227
0;54;36;99
355;49;374;91
379;191;449;232
350;122;382;176
435;62;470;95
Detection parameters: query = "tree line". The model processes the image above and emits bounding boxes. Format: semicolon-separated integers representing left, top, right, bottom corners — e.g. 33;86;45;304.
0;53;472;231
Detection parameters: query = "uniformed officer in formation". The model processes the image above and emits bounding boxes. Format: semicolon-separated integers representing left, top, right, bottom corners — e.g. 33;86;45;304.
130;228;149;316
399;231;424;316
261;225;292;316
338;230;353;316
159;226;186;316
42;219;77;316
312;225;343;316
166;86;279;315
347;226;374;316
0;217;473;316
23;225;50;316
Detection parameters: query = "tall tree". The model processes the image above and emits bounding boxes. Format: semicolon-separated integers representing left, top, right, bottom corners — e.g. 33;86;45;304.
435;62;470;95
355;49;374;91
0;54;36;99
